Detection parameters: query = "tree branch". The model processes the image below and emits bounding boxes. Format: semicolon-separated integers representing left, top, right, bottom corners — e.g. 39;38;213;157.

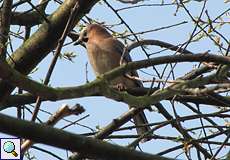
0;53;229;108
0;0;13;59
2;88;230;110
0;113;172;160
0;0;99;101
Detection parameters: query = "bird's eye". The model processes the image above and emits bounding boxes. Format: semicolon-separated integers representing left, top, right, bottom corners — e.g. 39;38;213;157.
83;31;88;41
83;31;87;37
83;37;88;42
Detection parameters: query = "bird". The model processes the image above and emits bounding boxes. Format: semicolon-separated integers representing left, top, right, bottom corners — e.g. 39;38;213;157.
76;24;151;142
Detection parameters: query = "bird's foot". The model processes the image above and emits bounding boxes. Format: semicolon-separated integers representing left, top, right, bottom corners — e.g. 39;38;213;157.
116;83;126;91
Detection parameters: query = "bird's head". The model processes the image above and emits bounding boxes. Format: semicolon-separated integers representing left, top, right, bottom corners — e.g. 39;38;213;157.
75;24;112;45
74;27;88;45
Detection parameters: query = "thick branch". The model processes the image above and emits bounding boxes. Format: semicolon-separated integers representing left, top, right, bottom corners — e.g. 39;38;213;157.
0;113;172;160
0;53;229;107
0;0;99;101
2;88;230;109
9;11;45;26
0;0;13;59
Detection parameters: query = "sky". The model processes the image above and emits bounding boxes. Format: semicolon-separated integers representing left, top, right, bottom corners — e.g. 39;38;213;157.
1;0;230;159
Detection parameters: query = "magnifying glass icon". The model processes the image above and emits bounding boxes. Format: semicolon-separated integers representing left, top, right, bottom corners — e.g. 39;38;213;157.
3;141;18;157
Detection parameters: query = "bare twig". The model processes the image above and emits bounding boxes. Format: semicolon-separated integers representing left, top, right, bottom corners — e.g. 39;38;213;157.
22;104;85;153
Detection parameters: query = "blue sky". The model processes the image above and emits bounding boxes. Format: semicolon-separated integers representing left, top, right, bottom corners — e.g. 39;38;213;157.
1;0;230;159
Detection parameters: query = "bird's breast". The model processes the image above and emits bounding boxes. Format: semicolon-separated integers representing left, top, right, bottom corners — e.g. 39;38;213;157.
86;42;137;88
86;43;120;76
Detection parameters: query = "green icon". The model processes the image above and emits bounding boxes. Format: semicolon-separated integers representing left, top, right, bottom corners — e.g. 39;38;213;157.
3;141;18;157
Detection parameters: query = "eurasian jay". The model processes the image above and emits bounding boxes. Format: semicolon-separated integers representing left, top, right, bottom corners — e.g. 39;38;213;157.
77;24;151;142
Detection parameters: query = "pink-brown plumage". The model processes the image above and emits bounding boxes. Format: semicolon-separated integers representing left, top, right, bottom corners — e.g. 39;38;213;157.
79;24;151;142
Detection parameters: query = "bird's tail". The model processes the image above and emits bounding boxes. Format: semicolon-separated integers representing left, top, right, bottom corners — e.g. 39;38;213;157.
130;107;151;142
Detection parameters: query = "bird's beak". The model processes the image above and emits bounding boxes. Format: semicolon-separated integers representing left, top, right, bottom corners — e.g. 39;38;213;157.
74;28;88;45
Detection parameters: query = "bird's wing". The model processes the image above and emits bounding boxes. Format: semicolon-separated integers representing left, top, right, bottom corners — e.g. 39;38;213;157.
100;37;143;87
